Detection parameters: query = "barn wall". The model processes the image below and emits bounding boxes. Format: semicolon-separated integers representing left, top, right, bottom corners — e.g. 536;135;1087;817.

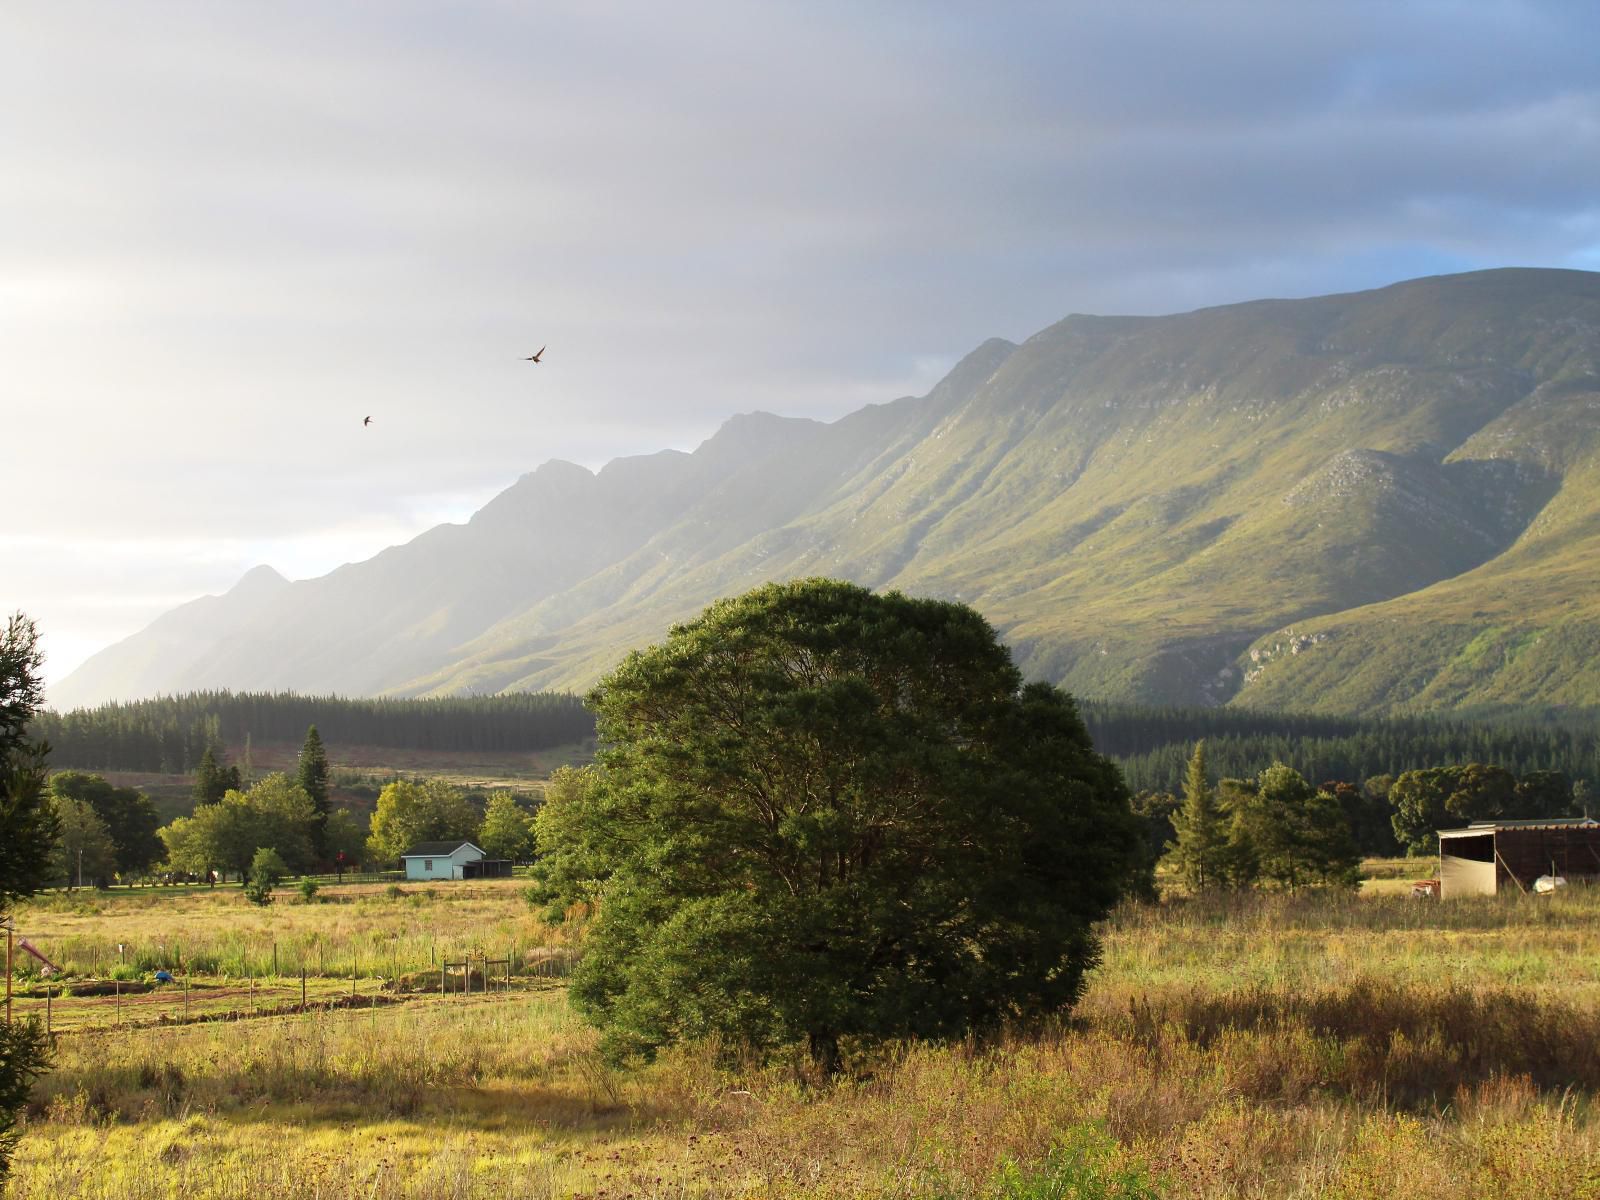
1495;829;1600;888
1441;854;1497;897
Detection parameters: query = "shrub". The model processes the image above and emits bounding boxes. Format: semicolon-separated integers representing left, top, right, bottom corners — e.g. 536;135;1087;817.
244;847;289;907
297;877;320;904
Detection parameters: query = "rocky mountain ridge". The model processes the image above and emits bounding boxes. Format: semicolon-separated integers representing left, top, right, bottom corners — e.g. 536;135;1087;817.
55;268;1600;715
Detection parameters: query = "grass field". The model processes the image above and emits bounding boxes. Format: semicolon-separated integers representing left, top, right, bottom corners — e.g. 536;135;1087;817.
8;879;1600;1198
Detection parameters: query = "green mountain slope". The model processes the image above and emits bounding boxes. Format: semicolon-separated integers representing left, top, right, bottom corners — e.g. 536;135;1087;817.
55;268;1600;715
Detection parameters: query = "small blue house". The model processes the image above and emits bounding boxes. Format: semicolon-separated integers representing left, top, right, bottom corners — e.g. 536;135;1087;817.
401;840;485;881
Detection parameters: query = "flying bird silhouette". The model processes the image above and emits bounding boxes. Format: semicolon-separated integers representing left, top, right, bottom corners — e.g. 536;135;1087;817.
363;416;372;426
525;346;545;363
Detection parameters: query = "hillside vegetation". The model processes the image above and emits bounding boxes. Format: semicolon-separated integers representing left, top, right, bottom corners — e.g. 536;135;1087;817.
55;268;1600;714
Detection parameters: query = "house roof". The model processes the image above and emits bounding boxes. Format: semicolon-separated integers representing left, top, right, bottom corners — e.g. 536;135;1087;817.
401;841;483;858
1439;818;1600;837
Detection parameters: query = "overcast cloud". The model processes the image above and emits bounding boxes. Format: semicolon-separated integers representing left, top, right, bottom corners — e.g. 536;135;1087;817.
5;0;1599;687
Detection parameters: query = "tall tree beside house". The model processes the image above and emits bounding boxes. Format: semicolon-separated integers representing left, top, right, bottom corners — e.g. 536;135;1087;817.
477;791;535;862
296;725;331;856
0;614;58;1179
1389;766;1460;856
1516;769;1574;818
1163;740;1229;892
366;779;480;863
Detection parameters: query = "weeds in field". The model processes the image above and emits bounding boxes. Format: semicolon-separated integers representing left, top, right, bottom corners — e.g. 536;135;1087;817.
12;887;1600;1198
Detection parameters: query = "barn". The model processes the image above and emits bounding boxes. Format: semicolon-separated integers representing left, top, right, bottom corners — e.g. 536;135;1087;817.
1436;818;1600;897
401;840;486;881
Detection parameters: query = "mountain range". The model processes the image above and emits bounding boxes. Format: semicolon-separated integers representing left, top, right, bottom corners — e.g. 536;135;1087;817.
54;267;1600;716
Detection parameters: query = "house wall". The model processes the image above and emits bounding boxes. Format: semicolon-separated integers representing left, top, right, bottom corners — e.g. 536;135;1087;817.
404;846;484;880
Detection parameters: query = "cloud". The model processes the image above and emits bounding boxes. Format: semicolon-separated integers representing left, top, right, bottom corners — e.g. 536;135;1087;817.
5;0;1598;681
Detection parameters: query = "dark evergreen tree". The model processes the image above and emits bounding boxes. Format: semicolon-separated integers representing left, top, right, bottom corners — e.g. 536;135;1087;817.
0;614;57;1179
191;744;240;807
1163;740;1230;891
296;725;331;856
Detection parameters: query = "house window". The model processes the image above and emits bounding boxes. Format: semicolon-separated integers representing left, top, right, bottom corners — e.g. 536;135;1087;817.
423;859;433;870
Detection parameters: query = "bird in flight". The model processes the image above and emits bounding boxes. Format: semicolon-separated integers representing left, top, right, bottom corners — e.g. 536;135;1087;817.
363;415;372;426
525;346;545;363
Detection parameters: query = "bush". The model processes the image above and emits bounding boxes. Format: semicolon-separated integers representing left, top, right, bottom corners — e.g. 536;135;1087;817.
297;877;320;904
244;847;289;907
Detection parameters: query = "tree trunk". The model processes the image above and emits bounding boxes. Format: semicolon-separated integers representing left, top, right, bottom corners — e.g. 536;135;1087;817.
808;1029;842;1078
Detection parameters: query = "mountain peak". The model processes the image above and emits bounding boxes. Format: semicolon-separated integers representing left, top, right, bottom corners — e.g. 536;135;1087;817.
228;564;289;596
696;411;824;461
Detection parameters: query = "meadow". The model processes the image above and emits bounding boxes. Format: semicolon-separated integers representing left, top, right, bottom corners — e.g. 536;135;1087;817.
9;878;1600;1198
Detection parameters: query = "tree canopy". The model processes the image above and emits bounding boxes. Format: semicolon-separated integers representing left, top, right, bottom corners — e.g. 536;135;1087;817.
49;795;117;889
365;779;479;862
46;771;163;878
159;772;319;879
477;791;535;862
533;579;1144;1073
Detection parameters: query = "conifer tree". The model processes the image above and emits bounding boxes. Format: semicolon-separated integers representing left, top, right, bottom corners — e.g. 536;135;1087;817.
297;725;331;855
1163;740;1228;891
0;614;57;1178
192;745;227;807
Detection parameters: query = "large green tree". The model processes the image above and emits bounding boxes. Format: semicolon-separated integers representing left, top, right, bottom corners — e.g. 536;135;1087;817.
49;795;118;889
0;615;57;1178
1390;766;1460;855
1389;762;1537;855
533;579;1143;1074
46;772;163;877
366;779;480;862
296;725;331;856
477;791;536;862
1231;764;1360;891
158;773;319;879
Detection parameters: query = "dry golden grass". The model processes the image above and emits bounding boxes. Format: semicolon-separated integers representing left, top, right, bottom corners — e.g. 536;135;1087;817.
10;886;1600;1198
11;878;563;981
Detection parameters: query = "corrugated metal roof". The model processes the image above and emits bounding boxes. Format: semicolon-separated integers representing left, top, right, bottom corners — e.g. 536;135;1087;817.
1439;817;1599;836
400;840;483;857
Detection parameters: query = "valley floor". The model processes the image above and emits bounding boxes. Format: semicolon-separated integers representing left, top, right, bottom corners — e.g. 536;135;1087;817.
9;880;1600;1198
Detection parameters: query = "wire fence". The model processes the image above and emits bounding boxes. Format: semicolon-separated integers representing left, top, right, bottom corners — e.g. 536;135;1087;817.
5;946;582;1034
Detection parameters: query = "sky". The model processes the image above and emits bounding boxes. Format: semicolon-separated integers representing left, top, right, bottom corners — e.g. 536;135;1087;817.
5;0;1600;689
